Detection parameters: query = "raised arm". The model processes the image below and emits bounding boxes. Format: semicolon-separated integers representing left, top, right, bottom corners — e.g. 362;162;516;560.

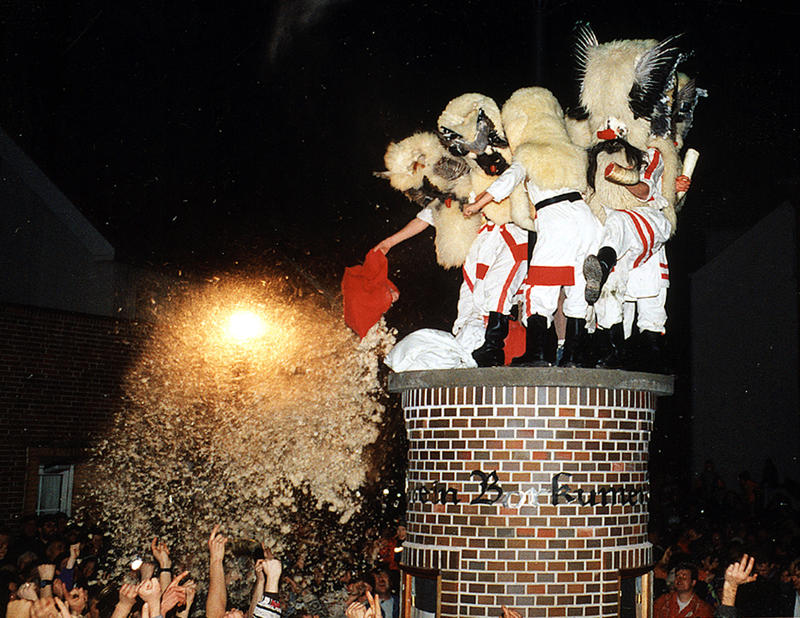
247;559;266;618
137;578;161;618
248;556;282;618
207;524;228;618
721;554;757;607
373;217;430;255
110;583;139;618
151;537;173;591
175;580;196;618
160;571;189;615
37;564;55;599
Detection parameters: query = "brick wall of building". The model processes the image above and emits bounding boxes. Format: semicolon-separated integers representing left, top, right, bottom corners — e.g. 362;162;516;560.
0;304;149;526
396;379;666;617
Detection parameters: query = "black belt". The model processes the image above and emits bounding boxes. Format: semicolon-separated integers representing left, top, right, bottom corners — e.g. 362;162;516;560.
535;191;583;210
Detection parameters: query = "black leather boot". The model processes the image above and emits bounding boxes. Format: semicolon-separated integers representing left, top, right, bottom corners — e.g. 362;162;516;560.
512;315;554;367
595;322;626;369
558;317;589;368
583;246;618;305
637;330;670;374
472;312;508;367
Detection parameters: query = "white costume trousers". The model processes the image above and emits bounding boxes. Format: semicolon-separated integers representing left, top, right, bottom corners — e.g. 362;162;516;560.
452;222;528;351
595;209;672;333
519;198;601;324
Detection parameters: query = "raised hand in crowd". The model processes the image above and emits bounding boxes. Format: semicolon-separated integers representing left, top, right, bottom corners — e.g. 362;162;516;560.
501;607;523;618
17;581;39;602
263;555;282;595
175;579;197;618
207;524;228;618
37;564;55;599
345;589;381;618
53;597;71;618
66;586;88;616
110;583;139;618
30;598;62;618
365;588;382;618
248;550;283;618
66;543;81;570
721;553;758;606
137;577;161;618
160;570;190;614
139;561;156;582
151;536;173;590
248;559;267;618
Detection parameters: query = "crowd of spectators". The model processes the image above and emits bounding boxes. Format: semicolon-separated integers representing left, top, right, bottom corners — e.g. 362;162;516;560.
0;515;406;618
647;459;800;616
1;459;799;617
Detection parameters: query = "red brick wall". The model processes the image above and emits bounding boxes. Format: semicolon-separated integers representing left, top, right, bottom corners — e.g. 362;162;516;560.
399;384;658;617
0;304;149;526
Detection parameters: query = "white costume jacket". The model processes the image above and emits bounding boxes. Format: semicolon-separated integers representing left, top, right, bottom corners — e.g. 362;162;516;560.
487;162;601;323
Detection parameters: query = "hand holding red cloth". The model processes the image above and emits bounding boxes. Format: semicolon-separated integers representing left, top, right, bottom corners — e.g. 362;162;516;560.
342;249;399;338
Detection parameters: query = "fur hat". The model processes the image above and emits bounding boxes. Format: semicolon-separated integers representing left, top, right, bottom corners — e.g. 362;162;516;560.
437;93;506;147
438;93;515;227
378;132;480;268
382;132;456;193
574;24;684;150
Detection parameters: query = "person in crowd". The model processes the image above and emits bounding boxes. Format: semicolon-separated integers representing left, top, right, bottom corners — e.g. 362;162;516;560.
371;569;399;618
654;562;715;618
206;524;282;618
734;551;781;615
775;558;800;617
10;517;45;563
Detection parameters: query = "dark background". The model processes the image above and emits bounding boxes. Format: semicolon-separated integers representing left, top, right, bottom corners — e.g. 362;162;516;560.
1;0;798;481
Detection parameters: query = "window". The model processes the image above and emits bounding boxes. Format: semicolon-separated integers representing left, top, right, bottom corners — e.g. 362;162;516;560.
37;464;74;516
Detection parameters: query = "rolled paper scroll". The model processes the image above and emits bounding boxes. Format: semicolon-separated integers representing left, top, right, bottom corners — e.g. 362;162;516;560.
677;148;699;200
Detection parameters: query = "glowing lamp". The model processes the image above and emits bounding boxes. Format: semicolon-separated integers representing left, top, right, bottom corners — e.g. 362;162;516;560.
227;310;267;342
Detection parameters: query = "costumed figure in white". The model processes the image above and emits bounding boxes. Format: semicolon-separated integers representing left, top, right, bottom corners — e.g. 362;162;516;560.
374;94;526;368
465;87;601;367
374;131;480;269
374;131;482;370
437;93;529;367
569;24;705;371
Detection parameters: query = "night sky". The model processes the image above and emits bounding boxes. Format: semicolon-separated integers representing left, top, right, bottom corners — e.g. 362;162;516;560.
1;0;798;342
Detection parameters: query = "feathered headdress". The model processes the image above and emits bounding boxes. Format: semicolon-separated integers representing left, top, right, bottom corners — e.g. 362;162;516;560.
573;22;691;146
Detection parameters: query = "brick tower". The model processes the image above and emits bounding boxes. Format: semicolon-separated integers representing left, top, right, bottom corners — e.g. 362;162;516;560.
390;367;673;617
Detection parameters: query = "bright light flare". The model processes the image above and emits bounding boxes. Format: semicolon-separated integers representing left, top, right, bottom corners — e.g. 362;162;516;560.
226;310;268;342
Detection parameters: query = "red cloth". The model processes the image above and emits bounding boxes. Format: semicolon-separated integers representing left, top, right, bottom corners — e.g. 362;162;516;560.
342;250;399;339
503;318;526;365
